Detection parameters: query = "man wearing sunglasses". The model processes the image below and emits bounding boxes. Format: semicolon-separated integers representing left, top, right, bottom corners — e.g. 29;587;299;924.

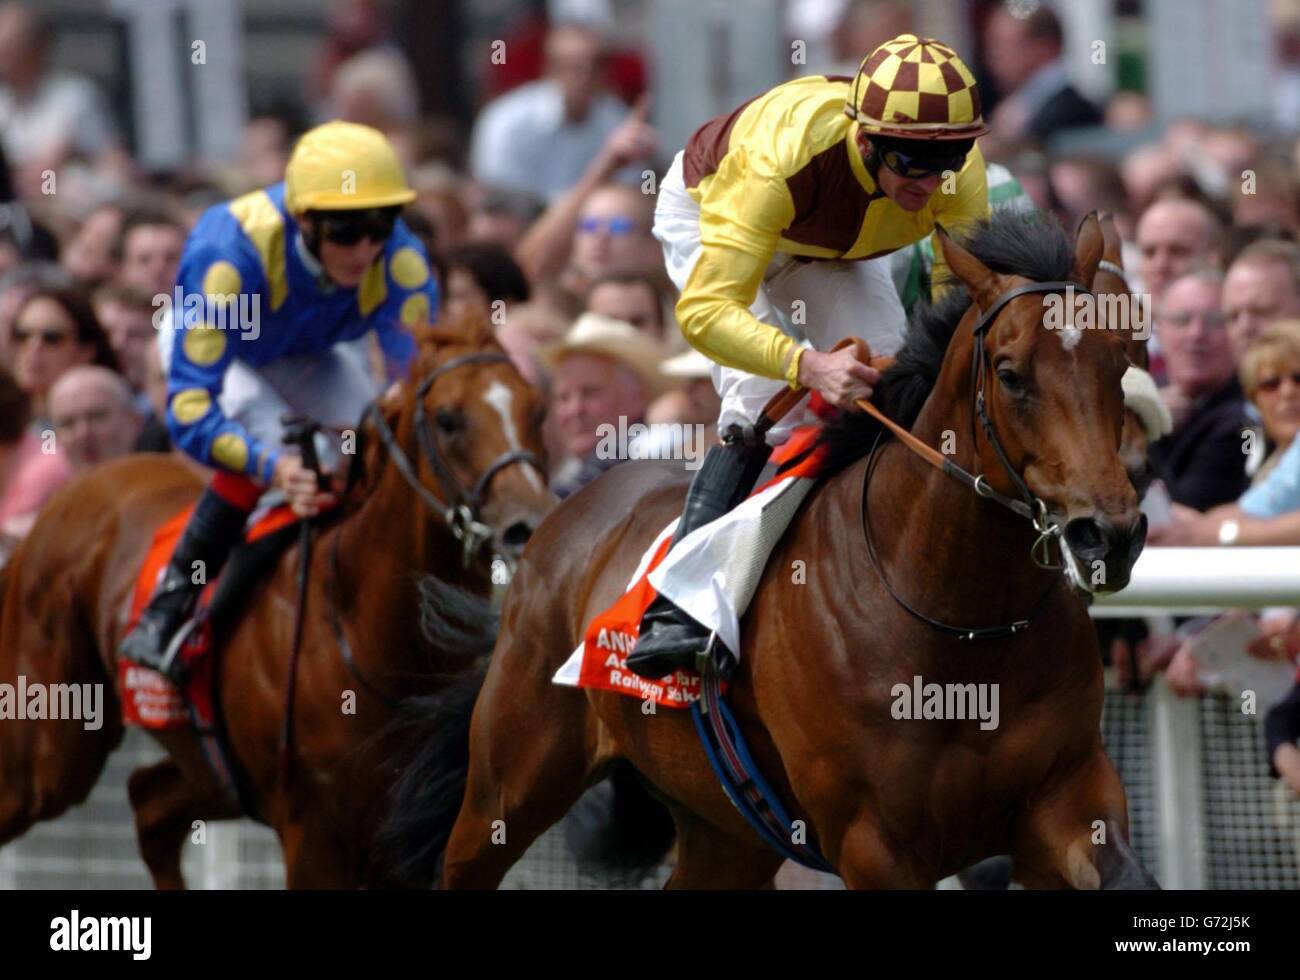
629;34;991;679
123;120;437;681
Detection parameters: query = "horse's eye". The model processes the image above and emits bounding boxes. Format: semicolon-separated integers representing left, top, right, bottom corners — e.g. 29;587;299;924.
435;409;465;434
996;368;1023;391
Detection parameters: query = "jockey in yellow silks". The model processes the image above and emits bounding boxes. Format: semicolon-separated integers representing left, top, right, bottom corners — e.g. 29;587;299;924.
629;35;991;678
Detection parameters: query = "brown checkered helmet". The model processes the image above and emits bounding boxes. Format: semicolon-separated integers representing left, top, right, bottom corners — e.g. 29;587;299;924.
845;34;989;140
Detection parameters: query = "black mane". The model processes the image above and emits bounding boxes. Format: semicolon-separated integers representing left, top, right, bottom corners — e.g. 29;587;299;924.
812;210;1076;476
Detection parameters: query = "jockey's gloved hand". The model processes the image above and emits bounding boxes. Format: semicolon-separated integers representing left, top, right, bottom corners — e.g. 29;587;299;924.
797;346;881;410
273;454;337;518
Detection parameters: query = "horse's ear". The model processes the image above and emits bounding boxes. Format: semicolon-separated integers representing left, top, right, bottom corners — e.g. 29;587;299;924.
1071;211;1104;287
1097;211;1123;267
410;320;440;370
935;223;1004;310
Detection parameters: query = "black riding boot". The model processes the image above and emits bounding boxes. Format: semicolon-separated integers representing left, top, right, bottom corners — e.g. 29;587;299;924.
625;427;770;679
120;486;251;683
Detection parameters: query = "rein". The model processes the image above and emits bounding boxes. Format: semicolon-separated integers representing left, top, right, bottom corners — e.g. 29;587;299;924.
858;279;1088;641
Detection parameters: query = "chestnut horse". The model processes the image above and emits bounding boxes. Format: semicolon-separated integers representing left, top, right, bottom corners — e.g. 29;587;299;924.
385;211;1158;889
0;314;552;887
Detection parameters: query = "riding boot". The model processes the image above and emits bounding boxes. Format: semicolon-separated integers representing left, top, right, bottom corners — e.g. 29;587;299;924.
625;425;770;679
120;485;252;683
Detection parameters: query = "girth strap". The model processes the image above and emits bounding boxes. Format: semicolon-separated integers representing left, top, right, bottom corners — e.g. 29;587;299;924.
690;670;837;874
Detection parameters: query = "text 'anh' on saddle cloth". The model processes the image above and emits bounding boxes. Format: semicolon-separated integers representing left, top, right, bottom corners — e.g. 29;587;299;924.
553;423;832;708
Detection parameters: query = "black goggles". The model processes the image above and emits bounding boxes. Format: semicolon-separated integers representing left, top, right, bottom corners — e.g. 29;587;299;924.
876;143;971;180
312;207;400;246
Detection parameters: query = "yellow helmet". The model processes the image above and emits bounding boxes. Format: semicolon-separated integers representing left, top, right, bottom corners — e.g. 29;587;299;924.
845;34;989;140
284;120;416;213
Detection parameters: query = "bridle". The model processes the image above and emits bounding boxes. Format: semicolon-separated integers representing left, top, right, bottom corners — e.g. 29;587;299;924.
312;350;544;712
860;279;1089;641
363;351;544;567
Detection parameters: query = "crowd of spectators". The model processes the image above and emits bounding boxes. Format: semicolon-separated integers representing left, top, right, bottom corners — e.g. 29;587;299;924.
0;0;1297;790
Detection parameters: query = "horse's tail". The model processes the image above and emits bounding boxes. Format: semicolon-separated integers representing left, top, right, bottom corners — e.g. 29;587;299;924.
417;573;498;664
378;574;675;886
374;575;495;887
375;665;486;887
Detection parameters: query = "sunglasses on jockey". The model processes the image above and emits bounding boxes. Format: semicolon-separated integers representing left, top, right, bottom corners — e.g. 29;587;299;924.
310;206;401;246
872;137;974;180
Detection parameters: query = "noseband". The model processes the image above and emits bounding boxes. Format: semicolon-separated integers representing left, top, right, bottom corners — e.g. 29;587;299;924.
966;280;1090;568
364;351;544;566
861;279;1089;641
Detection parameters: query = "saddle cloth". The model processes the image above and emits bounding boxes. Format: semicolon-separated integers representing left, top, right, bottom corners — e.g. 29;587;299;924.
119;500;317;730
553;424;832;708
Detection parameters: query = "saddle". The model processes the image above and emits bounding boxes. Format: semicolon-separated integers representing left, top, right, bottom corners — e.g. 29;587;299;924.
120;500;330;732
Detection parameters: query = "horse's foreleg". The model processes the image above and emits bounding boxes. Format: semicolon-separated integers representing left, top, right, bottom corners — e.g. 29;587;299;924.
279;813;359;889
441;667;594;889
0;634;122;849
1014;749;1159;890
664;809;782;889
835;812;932;888
127;758;235;889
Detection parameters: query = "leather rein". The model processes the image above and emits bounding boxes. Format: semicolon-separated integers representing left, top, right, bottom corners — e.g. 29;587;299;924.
858;280;1088;641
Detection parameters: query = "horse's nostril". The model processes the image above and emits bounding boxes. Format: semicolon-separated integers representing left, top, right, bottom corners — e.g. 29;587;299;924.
502;521;534;550
1064;517;1108;561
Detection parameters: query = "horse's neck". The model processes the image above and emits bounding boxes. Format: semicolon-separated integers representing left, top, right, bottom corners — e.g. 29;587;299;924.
869;320;1060;623
336;407;485;650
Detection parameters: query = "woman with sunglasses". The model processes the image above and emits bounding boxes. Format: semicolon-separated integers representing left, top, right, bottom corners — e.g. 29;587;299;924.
123;120;438;681
1152;318;1300;549
10;286;118;427
1159;322;1300;746
628;34;991;679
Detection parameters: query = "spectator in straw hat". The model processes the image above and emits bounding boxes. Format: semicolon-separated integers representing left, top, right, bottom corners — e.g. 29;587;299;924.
647;347;721;432
542;311;667;498
634;347;722;472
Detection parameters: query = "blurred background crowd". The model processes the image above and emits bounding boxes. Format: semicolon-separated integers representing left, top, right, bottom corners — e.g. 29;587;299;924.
0;0;1298;748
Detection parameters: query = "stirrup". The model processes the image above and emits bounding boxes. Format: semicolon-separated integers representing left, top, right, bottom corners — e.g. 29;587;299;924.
694;631;736;682
155;617;198;683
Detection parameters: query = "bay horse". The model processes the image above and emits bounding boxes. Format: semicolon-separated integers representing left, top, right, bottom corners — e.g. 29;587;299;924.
385;210;1158;889
0;313;553;887
958;211;1155;889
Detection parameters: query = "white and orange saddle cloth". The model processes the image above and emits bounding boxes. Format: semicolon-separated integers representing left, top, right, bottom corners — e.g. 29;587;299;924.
553;425;832;708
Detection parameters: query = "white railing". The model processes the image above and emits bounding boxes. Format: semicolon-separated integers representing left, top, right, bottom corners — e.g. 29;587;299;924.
1092;547;1300;615
1091;547;1300;889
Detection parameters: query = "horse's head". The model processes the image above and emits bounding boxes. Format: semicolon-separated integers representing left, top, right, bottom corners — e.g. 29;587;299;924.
936;213;1145;594
367;312;553;565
